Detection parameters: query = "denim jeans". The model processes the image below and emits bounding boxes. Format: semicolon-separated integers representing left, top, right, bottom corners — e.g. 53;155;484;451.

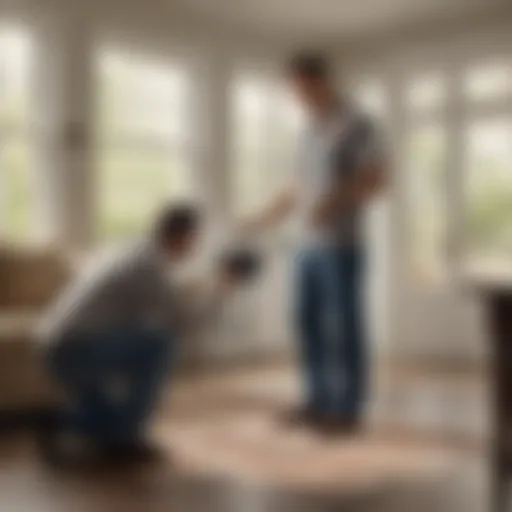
46;328;173;443
295;246;366;418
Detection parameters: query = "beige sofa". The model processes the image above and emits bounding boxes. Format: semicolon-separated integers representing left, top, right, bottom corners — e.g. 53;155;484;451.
0;246;71;409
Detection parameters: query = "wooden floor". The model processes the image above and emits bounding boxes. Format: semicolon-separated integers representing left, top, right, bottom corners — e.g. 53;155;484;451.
0;364;490;512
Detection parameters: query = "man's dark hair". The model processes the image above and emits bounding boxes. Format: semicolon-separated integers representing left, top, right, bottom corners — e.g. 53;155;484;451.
288;51;330;80
154;203;201;244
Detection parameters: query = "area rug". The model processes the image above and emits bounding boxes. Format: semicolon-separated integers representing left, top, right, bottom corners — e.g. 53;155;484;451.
156;412;469;495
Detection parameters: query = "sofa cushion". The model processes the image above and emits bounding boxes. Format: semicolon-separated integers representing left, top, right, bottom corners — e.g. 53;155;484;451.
0;246;70;308
0;310;57;407
0;310;41;343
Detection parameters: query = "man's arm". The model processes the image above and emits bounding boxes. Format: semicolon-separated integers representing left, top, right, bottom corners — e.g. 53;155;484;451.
243;183;298;235
311;162;387;226
311;119;388;227
174;249;263;334
173;271;238;335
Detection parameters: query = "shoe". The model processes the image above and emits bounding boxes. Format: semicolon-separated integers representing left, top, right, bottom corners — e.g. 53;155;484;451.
100;440;164;465
35;409;106;470
279;406;324;428
34;408;63;466
316;415;363;436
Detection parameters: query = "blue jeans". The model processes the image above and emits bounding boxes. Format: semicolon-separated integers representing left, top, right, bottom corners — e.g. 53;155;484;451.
295;246;366;418
46;328;173;443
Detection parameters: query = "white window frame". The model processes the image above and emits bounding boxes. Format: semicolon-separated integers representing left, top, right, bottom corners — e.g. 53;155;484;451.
0;23;35;244
94;44;193;242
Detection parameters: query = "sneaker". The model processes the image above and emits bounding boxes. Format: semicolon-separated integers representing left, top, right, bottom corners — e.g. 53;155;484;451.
279;406;324;428
100;440;164;465
316;416;364;437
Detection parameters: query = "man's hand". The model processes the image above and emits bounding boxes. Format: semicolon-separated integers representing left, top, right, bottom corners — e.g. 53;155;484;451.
310;166;386;228
310;197;336;228
219;248;262;287
240;184;297;237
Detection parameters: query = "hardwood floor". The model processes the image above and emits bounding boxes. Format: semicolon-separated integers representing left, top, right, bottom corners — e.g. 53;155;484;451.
0;364;489;512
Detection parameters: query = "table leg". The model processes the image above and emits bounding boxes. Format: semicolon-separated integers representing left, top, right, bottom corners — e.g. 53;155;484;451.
489;294;512;512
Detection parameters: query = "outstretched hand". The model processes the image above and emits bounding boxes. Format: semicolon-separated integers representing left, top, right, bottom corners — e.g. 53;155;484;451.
309;199;335;228
218;247;263;288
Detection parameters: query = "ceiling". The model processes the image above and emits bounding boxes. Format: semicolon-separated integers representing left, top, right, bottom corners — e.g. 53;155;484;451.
171;0;512;43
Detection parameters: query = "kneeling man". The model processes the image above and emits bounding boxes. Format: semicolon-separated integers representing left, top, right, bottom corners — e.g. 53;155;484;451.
39;204;237;462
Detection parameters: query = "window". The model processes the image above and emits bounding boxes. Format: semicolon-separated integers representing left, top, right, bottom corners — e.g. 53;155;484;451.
352;79;387;119
0;26;33;243
465;119;512;262
406;73;446;114
462;58;512;269
465;61;512;102
404;73;448;283
95;48;191;241
230;72;302;217
405;123;448;282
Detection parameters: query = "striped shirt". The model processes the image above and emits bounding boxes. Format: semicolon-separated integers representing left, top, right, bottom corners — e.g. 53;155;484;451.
296;100;384;247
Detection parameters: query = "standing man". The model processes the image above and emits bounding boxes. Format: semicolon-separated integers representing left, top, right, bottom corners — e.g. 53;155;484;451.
246;52;387;430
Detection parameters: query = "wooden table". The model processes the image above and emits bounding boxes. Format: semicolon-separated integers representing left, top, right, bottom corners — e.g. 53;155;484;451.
470;269;512;512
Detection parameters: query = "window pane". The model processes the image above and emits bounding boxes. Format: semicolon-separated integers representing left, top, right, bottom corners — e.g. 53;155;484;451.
0;27;32;129
97;147;187;241
96;49;191;241
231;74;300;217
465;120;512;261
0;26;33;243
267;85;302;184
1;138;33;241
465;61;512;101
353;80;387;118
97;50;188;143
405;123;447;283
406;73;446;112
